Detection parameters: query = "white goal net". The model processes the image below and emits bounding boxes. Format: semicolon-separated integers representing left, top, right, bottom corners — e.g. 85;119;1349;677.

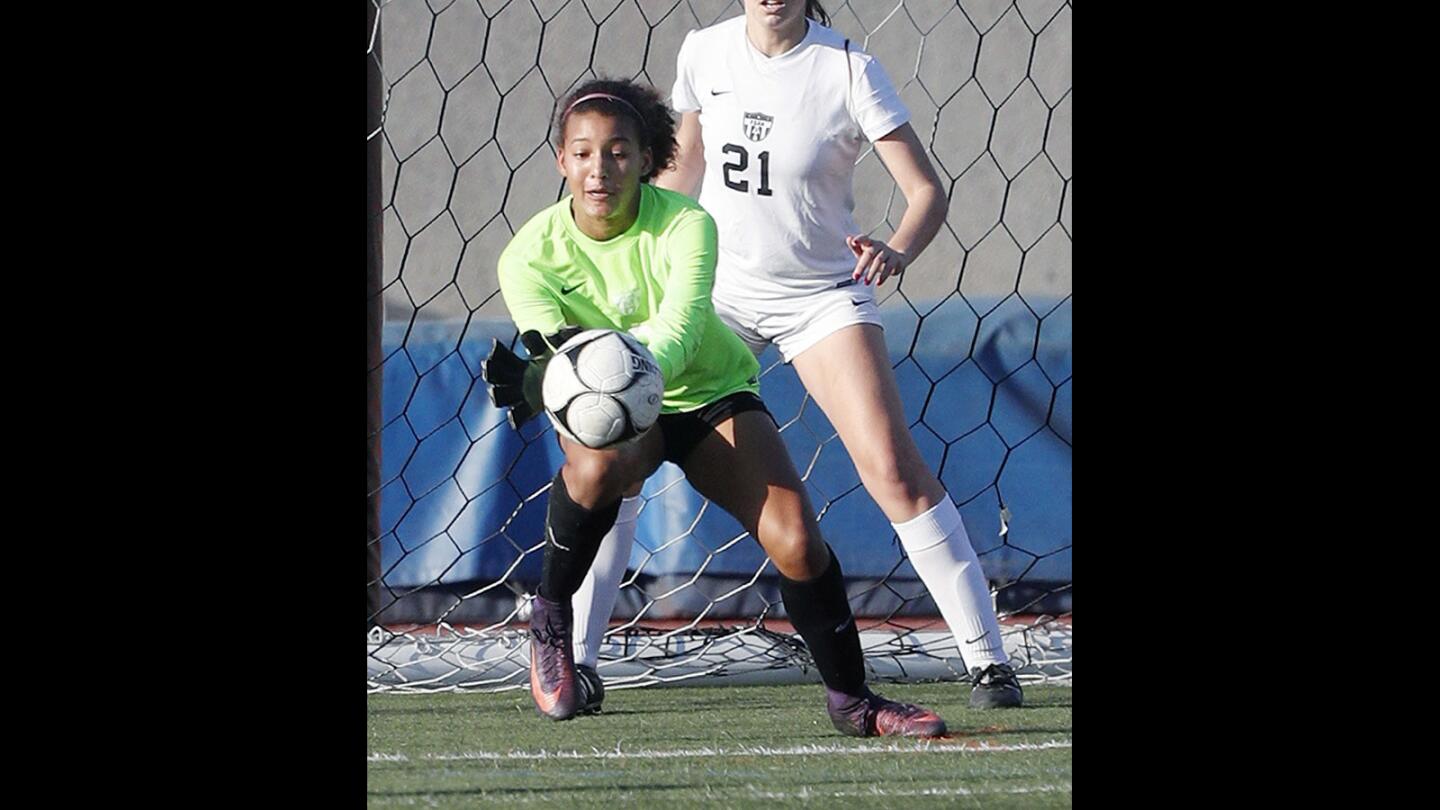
367;0;1071;692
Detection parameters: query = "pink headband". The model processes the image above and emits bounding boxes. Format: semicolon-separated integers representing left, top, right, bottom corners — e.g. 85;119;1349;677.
563;92;644;124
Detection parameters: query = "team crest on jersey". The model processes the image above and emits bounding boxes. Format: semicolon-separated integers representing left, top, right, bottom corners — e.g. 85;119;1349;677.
611;288;639;316
742;112;773;142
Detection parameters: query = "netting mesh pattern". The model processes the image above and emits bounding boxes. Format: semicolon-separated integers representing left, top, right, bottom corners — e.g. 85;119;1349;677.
367;0;1071;691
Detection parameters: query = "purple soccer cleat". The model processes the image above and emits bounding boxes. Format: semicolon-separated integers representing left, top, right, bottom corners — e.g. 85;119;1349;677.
826;687;948;738
528;595;579;720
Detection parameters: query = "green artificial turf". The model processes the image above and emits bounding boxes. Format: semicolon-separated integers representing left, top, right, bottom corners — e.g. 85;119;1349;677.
368;682;1072;807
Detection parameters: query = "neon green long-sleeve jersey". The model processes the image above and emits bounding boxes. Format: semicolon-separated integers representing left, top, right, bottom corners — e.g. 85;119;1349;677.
497;184;760;413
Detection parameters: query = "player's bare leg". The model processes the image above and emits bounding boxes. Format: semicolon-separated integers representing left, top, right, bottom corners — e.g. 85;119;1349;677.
792;323;1020;708
680;409;946;737
790;324;943;520
529;432;664;720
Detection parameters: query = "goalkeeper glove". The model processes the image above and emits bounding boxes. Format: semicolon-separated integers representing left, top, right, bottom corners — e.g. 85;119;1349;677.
481;327;581;430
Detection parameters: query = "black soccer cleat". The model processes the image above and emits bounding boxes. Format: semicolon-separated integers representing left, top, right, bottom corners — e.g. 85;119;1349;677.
528;596;580;720
575;664;605;715
968;662;1024;709
826;687;947;738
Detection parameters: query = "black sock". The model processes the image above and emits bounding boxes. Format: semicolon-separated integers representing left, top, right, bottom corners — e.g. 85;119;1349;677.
538;471;622;603
778;546;866;696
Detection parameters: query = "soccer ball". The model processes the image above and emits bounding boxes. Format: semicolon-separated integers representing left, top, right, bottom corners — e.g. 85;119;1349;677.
542;329;663;449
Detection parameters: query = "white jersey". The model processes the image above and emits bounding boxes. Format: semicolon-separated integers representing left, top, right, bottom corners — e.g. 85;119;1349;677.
671;16;910;301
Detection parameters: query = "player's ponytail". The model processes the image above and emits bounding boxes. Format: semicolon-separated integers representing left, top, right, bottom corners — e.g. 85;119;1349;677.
805;1;830;27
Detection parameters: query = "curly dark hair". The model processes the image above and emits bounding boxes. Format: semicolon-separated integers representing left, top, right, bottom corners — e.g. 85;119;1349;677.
553;79;677;183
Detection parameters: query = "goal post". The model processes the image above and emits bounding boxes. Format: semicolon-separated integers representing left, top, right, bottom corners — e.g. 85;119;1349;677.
367;0;386;627
367;0;1072;692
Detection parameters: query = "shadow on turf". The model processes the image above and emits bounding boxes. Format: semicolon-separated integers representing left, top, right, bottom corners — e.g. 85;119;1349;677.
366;688;1069;722
367;703;530;718
944;726;1072;738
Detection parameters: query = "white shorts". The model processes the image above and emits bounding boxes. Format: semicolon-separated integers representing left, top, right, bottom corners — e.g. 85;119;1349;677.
712;279;884;363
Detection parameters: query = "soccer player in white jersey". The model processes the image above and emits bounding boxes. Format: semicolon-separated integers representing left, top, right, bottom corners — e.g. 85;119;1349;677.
572;0;1024;710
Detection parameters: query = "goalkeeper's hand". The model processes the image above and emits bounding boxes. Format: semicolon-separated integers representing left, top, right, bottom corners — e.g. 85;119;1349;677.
481;327;581;430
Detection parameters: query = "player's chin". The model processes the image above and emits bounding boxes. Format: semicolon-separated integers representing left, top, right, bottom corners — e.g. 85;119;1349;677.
581;196;616;218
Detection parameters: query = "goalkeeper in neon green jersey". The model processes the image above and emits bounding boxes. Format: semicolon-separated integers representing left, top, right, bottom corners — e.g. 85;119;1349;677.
482;78;946;737
495;131;759;415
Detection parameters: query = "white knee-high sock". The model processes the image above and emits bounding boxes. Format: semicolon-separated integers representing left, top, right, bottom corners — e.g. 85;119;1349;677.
892;499;1009;670
571;495;641;669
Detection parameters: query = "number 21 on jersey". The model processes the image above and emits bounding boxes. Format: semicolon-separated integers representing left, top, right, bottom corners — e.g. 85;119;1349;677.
721;144;772;197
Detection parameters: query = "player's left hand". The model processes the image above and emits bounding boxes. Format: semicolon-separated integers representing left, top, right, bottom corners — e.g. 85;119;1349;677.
847;234;909;287
482;331;553;430
482;327;582;430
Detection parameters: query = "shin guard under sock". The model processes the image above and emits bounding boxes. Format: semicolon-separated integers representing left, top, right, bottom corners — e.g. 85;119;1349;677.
538;472;621;603
778;547;867;696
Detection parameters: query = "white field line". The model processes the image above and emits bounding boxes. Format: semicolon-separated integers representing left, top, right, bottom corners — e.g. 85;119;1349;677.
367;785;1074;806
748;784;1072;800
368;739;1071;763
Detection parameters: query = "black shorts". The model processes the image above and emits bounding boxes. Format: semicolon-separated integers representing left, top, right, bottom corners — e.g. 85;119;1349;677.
658;391;774;466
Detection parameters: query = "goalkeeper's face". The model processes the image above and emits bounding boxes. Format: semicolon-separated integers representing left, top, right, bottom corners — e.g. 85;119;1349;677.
557;111;654;241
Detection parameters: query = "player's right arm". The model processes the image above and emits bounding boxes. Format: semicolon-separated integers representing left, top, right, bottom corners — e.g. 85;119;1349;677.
485;242;583;428
497;244;568;340
655;111;704;199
